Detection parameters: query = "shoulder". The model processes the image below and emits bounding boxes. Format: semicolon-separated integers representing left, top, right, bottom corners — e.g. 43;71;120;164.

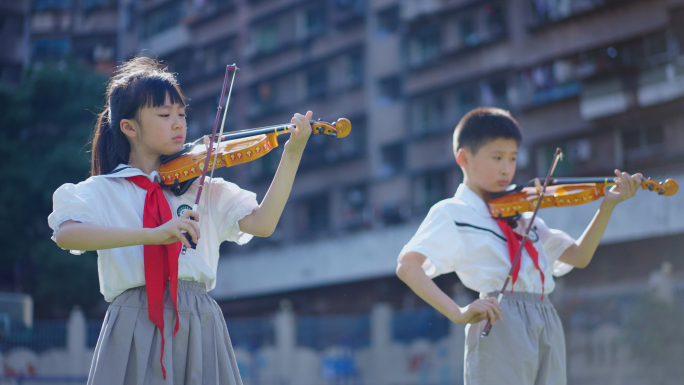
54;175;118;197
428;196;471;216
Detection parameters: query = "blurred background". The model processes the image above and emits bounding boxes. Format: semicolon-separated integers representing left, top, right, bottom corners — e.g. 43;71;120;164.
1;0;683;384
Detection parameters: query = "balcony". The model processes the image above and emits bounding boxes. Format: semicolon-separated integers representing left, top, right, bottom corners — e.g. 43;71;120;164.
579;77;630;120
637;61;684;107
140;25;191;57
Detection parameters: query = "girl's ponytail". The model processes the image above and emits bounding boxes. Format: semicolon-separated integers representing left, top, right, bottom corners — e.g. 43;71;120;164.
90;107;130;176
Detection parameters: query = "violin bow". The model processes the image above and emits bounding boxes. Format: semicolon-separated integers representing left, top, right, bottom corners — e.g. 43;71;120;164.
181;64;239;254
481;147;563;337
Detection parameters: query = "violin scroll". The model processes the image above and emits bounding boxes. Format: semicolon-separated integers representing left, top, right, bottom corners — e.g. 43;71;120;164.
642;178;678;196
313;118;351;138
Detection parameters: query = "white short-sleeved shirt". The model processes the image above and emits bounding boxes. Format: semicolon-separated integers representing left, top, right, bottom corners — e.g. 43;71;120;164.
48;164;259;302
400;184;576;295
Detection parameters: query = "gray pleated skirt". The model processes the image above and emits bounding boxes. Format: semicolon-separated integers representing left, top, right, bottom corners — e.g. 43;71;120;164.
464;291;567;385
88;280;243;385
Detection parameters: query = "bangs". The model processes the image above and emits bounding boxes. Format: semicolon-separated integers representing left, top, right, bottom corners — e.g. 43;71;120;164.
134;75;186;109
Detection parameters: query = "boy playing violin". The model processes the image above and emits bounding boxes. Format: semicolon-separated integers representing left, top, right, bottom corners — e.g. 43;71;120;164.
396;107;642;384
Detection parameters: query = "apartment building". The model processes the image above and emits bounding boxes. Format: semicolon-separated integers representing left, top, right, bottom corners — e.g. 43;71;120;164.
23;0;120;74
0;0;27;86
119;0;684;318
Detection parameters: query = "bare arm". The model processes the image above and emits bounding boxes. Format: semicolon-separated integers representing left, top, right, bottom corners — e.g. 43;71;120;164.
558;170;641;268
54;210;201;251
239;111;312;237
396;251;502;325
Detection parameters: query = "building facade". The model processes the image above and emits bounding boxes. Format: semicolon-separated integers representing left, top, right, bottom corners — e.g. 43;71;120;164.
6;0;682;382
119;0;684;314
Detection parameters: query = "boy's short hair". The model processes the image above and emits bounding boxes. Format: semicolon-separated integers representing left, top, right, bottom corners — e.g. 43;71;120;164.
453;107;522;154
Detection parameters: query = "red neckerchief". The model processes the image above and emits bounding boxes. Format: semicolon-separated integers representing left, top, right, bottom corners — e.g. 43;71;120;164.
126;176;181;380
496;219;545;300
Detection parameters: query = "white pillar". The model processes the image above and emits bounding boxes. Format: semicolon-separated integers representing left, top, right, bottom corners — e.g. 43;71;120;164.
369;302;392;385
66;306;87;374
274;299;295;385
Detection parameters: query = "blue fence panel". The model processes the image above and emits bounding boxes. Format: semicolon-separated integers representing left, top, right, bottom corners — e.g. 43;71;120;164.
86;319;103;348
226;316;275;351
297;313;370;350
392;307;449;344
0;320;67;353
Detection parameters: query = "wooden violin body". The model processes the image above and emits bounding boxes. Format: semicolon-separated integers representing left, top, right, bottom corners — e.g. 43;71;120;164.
489;177;679;219
159;118;351;195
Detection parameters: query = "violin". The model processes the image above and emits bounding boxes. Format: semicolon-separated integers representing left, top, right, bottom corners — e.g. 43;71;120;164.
159;118;351;195
488;176;679;220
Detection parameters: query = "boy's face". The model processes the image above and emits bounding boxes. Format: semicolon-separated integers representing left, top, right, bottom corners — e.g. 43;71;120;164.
458;138;518;198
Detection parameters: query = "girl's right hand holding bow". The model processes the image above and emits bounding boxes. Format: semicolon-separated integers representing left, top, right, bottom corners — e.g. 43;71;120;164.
147;210;200;248
55;210;200;251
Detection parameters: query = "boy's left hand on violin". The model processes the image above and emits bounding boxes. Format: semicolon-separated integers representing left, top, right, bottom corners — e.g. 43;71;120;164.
602;170;643;208
284;111;313;155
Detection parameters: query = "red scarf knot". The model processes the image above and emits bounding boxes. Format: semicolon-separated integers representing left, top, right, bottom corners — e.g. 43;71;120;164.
496;219;545;301
126;176;181;380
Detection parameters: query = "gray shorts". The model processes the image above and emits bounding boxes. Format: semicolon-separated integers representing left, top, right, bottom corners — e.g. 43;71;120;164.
464;291;566;385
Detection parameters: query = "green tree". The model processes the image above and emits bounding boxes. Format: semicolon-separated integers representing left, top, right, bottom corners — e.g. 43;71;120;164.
0;59;108;318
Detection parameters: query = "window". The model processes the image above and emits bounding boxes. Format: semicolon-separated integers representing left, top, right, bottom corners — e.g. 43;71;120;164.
458;16;478;47
332;118;366;160
414;96;445;133
644;31;670;62
347;52;364;88
380;143;405;177
34;0;71;12
300;7;326;38
342;185;368;229
82;0;114;11
296;192;329;234
307;66;327;99
249;81;275;116
622;126;665;159
32;38;71;60
143;2;181;38
483;3;505;39
252;24;279;54
417;30;440;64
413;170;448;209
204;39;234;74
377;76;401;106
376;6;399;36
455;86;476;117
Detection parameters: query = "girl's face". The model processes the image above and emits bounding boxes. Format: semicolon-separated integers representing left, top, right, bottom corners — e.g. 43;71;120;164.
136;93;187;157
458;137;518;201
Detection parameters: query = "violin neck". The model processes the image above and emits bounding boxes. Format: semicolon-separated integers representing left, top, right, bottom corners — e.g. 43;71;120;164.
539;177;617;186
219;125;290;142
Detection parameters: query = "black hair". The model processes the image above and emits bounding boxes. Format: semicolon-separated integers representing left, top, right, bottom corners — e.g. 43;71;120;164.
453;107;522;155
91;56;186;176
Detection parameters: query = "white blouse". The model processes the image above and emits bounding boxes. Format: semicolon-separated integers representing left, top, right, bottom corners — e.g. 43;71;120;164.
400;184;576;295
48;165;259;302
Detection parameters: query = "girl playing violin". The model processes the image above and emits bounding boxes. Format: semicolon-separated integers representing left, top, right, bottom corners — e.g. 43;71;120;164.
396;107;642;385
48;56;313;384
